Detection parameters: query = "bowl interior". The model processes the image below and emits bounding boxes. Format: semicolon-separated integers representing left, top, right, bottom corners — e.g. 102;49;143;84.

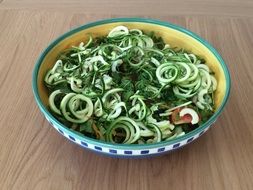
37;22;227;111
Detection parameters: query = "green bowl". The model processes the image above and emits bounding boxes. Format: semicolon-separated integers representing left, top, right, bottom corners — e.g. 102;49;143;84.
32;18;231;157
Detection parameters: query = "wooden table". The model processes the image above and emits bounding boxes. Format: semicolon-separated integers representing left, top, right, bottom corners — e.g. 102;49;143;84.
0;0;253;189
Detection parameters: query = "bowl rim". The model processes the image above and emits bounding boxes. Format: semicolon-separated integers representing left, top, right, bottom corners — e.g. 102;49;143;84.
32;17;231;150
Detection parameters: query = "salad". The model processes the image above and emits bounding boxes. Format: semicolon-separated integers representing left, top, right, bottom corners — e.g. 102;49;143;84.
44;26;217;144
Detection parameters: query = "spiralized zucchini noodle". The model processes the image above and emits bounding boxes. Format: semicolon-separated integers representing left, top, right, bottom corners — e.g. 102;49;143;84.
44;26;217;144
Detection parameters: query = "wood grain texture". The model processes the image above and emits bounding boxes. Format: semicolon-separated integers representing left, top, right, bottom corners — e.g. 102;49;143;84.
1;0;253;17
0;2;253;190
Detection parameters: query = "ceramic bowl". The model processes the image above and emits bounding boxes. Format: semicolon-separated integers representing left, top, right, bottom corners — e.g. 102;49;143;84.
32;18;231;157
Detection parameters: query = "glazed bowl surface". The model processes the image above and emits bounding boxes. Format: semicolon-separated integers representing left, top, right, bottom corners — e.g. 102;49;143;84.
32;18;231;157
